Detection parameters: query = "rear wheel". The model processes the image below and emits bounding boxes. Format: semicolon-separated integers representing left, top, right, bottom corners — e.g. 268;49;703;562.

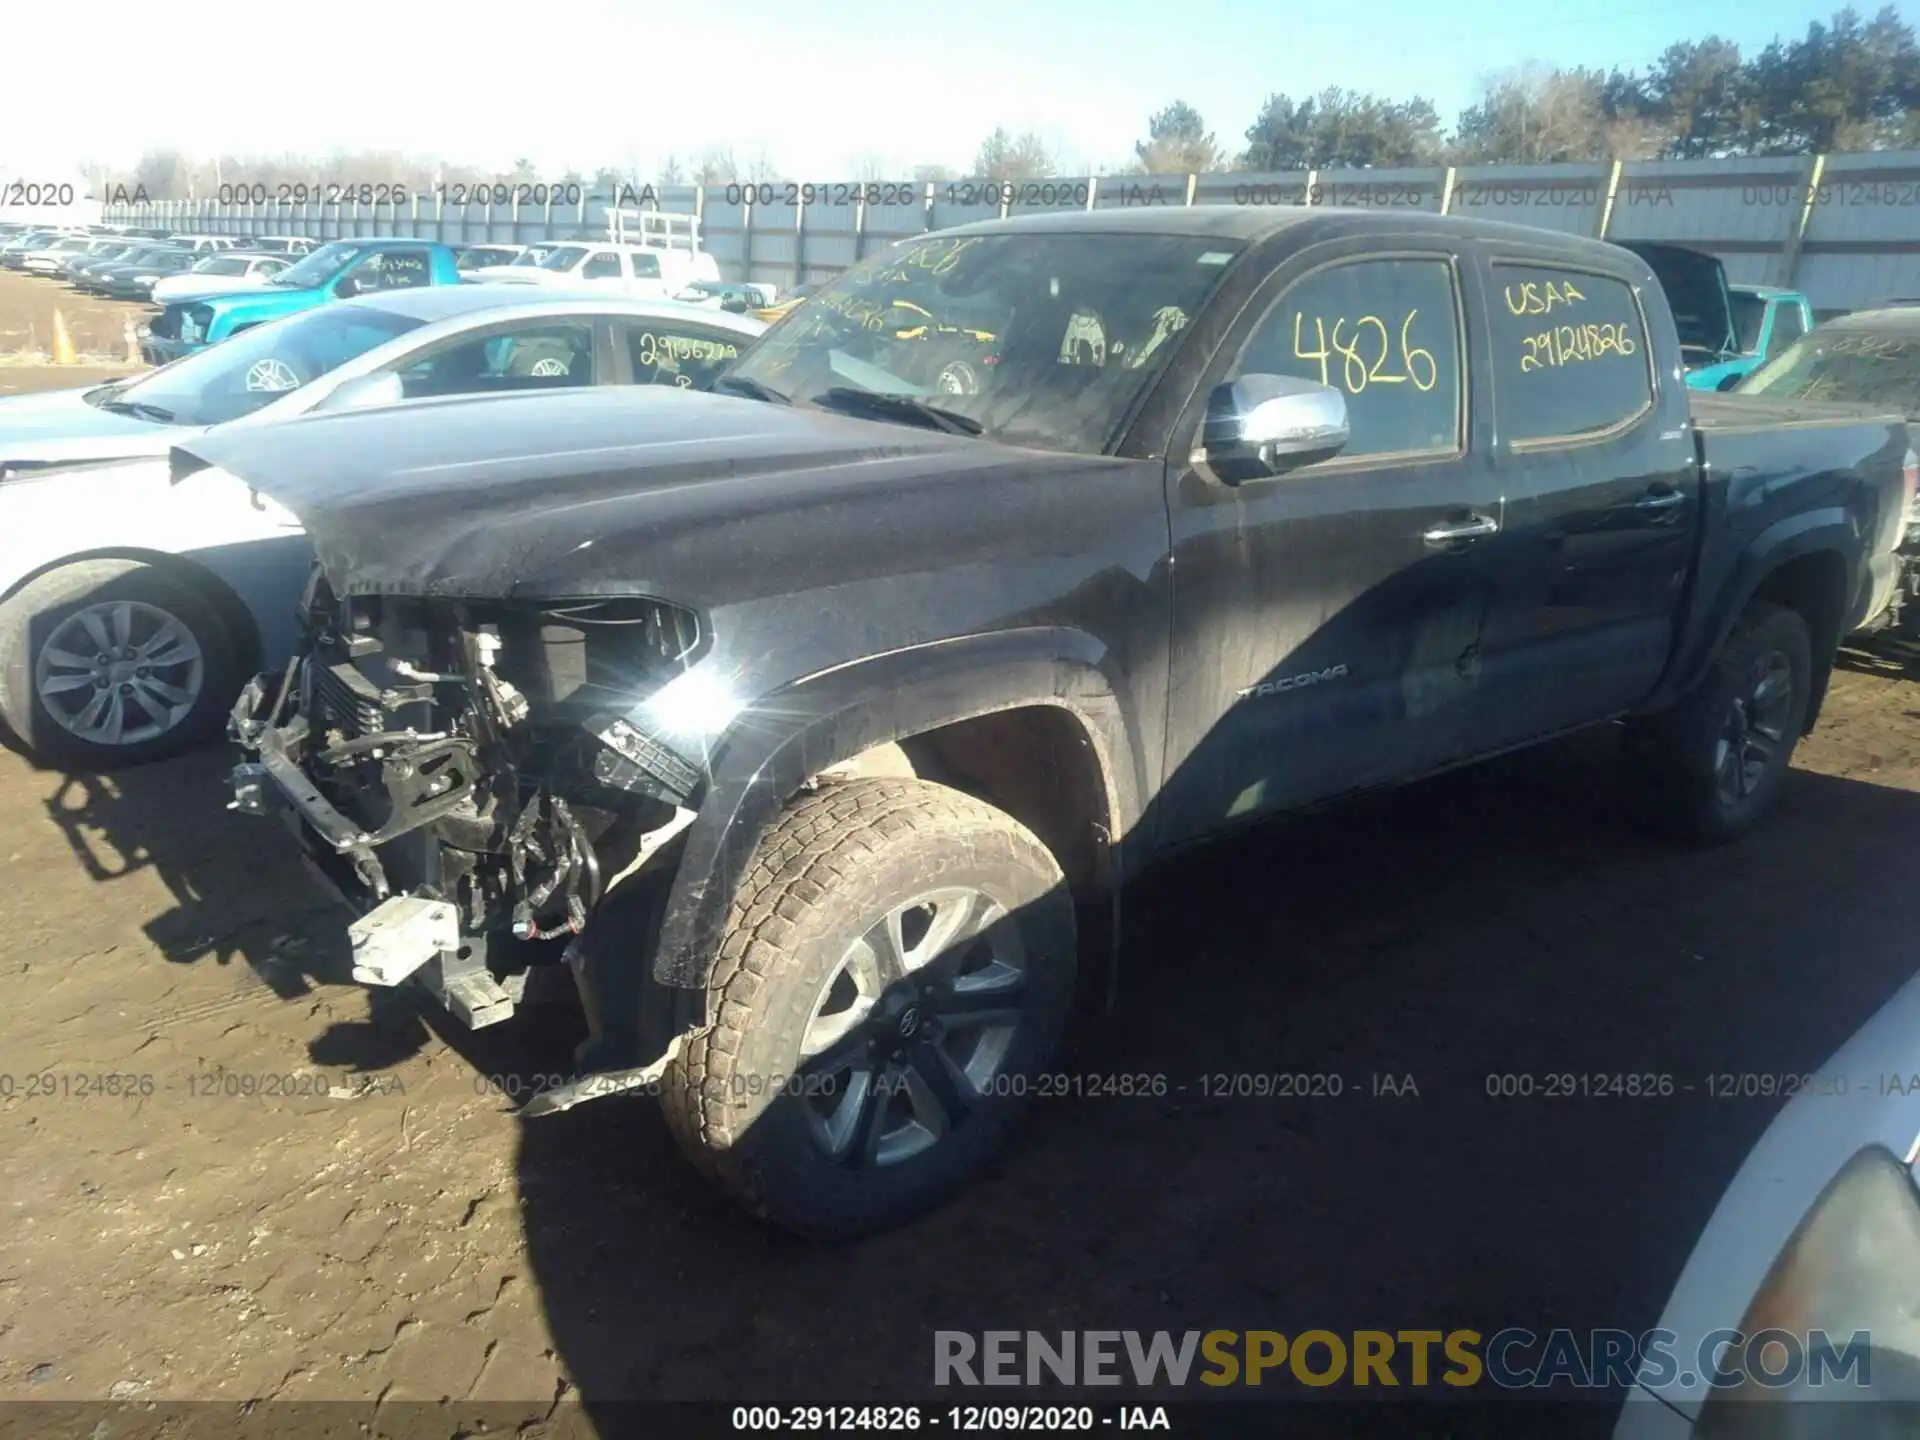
0;560;239;769
1625;600;1812;842
659;778;1077;1239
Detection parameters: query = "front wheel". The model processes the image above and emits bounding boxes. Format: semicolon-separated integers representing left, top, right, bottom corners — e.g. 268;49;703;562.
1625;600;1812;842
659;778;1077;1239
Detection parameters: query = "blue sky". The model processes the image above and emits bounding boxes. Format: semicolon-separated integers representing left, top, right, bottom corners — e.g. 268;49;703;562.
2;0;1907;180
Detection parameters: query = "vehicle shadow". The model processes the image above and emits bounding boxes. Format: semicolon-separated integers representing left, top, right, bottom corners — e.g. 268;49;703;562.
24;599;1920;1430
513;735;1920;1423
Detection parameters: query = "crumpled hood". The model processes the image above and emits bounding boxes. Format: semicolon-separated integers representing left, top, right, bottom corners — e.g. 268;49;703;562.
170;386;1084;606
1618;240;1737;362
0;386;183;472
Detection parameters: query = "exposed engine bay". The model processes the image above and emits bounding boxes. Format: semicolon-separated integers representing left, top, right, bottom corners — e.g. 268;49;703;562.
228;567;707;1028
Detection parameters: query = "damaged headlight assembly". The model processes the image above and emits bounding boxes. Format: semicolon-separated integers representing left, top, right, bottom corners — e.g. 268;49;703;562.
225;584;723;1029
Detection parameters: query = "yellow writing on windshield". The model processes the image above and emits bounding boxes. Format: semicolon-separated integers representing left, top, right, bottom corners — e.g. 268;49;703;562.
1293;312;1439;394
1518;322;1637;371
1823;334;1911;358
1504;279;1586;316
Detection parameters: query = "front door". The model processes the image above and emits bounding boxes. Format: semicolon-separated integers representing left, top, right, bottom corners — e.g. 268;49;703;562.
1156;240;1505;850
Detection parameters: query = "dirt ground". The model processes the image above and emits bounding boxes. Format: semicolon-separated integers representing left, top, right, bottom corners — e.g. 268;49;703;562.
1;351;1919;1433
0;267;151;364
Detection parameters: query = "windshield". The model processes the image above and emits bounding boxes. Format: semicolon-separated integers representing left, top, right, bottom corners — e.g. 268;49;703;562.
723;232;1243;452
457;248;513;270
193;255;252;276
1739;328;1920;413
1731;293;1768;354
511;248;551;267
87;304;425;427
537;246;590;272
270;240;362;288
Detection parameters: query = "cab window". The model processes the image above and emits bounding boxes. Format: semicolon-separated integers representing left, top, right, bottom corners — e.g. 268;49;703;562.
1233;256;1463;461
1489;263;1652;444
390;321;598;398
581;252;624;280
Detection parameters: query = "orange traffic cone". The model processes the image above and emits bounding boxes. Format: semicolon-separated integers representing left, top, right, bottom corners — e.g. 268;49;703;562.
51;310;75;365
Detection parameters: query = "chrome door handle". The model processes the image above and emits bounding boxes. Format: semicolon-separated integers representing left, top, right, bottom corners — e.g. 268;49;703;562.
1423;513;1500;548
1636;488;1687;514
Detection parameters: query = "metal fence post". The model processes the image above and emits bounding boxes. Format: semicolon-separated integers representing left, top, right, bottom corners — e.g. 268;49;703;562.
793;188;808;293
1780;153;1826;290
1596;159;1624;238
1184;173;1196;207
1439;166;1457;214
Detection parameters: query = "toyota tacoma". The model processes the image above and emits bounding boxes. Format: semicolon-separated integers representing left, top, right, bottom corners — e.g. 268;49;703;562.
176;207;1915;1238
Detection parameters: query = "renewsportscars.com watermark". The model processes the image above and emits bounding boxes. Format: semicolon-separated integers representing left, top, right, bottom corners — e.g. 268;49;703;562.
933;1329;1873;1391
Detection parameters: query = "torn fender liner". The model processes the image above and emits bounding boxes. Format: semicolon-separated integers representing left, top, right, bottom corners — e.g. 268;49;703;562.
166;385;1005;604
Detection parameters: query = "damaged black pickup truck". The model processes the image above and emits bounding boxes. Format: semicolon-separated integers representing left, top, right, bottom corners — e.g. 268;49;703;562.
176;207;1915;1237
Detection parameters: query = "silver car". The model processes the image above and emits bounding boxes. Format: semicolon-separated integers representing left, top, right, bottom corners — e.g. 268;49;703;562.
0;289;766;767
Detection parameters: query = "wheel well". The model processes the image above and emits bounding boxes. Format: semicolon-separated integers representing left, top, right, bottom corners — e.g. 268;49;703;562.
1749;550;1848;731
815;705;1116;910
3;549;263;678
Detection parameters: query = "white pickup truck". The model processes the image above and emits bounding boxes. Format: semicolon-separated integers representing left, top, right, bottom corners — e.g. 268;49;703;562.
467;240;721;300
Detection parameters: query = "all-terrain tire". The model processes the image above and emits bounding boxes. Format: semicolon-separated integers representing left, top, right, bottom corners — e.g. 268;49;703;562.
659;777;1077;1240
0;559;240;770
1624;600;1813;843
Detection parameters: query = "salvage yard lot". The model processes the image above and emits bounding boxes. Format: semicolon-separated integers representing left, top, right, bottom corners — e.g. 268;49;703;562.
0;353;1918;1430
0;268;147;363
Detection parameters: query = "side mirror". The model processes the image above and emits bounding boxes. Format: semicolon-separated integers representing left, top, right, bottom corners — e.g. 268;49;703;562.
334;275;362;298
1194;373;1350;482
321;371;405;412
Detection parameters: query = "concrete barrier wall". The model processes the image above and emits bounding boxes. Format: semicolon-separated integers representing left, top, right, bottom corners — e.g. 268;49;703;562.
101;152;1920;314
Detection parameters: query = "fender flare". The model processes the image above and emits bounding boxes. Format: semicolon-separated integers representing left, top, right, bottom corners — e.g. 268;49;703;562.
1651;507;1860;714
646;626;1147;997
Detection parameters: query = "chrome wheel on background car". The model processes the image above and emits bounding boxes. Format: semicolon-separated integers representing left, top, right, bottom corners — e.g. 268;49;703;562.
33;599;204;747
0;559;240;770
797;887;1030;1166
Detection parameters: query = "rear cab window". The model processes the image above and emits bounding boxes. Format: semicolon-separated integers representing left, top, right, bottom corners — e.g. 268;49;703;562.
1488;262;1654;445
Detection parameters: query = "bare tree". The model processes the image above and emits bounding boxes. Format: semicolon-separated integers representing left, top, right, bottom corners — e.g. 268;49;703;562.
658;153;686;186
694;146;740;185
745;146;781;183
974;127;1056;180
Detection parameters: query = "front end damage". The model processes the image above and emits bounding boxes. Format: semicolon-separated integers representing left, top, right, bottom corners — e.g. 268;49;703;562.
229;567;708;1044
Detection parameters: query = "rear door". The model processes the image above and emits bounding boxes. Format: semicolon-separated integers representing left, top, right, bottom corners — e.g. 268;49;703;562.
1470;244;1699;750
1156;236;1506;848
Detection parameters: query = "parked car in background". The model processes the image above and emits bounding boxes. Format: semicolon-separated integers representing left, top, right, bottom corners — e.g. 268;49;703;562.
21;235;98;274
61;241;139;280
1737;306;1920;633
456;244;528;271
150;251;294;304
675;279;776;311
140;238;467;363
72;245;190;295
101;247;203;300
468;240;720;298
1678;283;1817;392
245;236;317;255
162;234;241;255
0;291;766;767
198;208;1912;1237
2;230;80;268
